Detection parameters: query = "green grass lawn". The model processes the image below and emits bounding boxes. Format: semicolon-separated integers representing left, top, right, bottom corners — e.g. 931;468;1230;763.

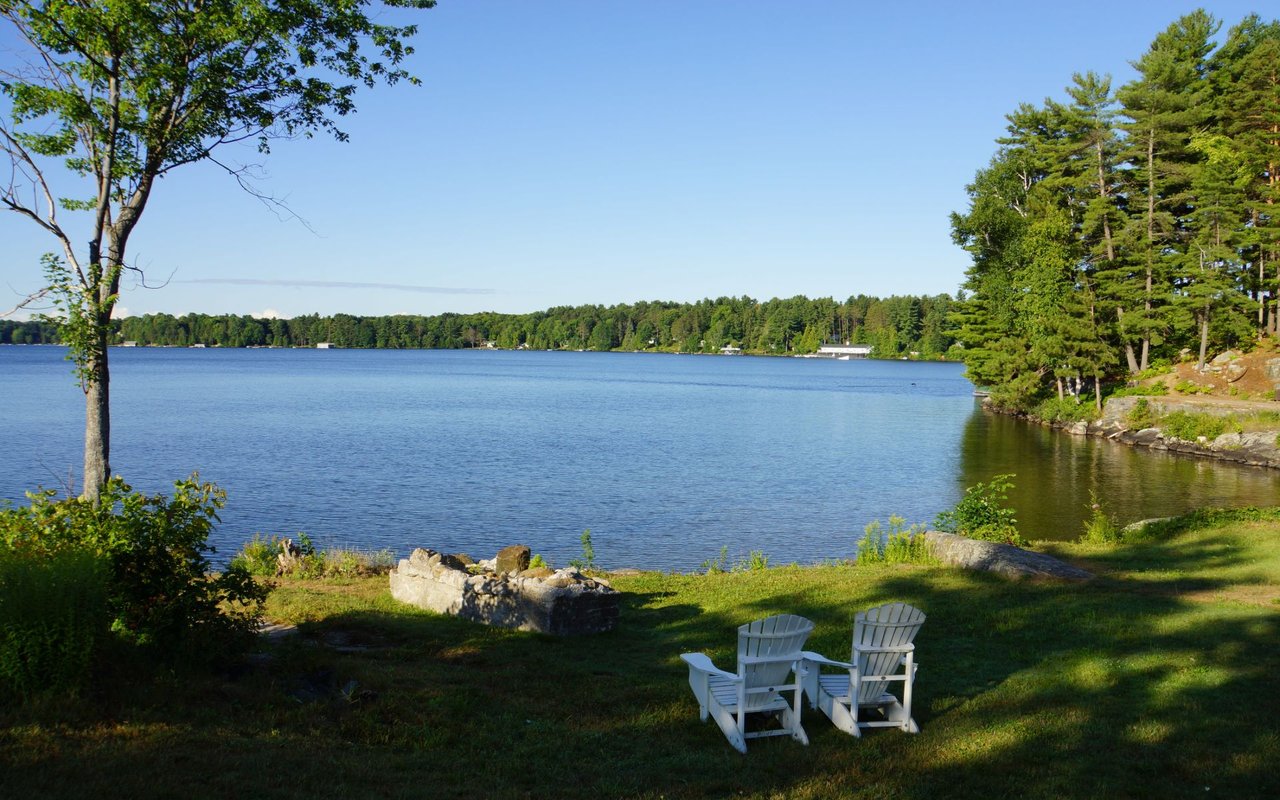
3;515;1278;799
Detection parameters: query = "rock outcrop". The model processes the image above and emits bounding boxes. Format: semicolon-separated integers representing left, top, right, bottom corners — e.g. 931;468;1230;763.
389;547;620;635
922;531;1094;582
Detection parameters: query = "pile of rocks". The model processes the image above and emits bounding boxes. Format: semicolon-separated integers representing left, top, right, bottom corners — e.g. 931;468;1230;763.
388;545;620;636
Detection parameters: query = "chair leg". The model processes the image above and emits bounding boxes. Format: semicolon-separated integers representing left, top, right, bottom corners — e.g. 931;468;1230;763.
900;654;918;734
800;663;819;710
883;699;916;732
785;686;809;745
707;702;747;754
814;687;859;736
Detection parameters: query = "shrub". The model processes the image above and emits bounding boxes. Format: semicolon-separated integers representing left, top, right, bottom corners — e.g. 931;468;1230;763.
1125;398;1161;430
934;474;1026;547
323;547;396;577
0;475;268;662
569;529;597;571
0;547;109;698
231;533;395;579
1137;359;1172;379
529;553;549;569
1174;380;1213;395
1079;492;1122;544
701;546;729;575
1034;397;1099;424
1110;383;1168;398
745;550;769;571
229;533;281;577
1160;411;1229;442
857;516;935;565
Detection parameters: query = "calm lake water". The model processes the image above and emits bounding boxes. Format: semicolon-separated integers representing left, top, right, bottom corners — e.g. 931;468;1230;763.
3;346;1280;571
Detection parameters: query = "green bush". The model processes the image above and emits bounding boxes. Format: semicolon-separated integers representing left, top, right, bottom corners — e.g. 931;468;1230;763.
701;546;729;575
0;476;268;661
0;547;109;698
321;547;395;577
569;529;596;571
1136;360;1172;379
1125;398;1161;430
229;533;281;577
1079;492;1122;544
934;474;1026;547
1174;380;1213;395
1034;397;1099;423
1110;383;1168;398
231;532;395;579
741;550;770;571
857;516;935;565
1160;411;1230;442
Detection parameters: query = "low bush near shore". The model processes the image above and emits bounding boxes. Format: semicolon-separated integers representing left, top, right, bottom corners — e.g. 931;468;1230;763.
230;532;395;578
0;547;108;698
857;515;935;564
934;473;1026;546
1033;396;1099;423
0;475;267;686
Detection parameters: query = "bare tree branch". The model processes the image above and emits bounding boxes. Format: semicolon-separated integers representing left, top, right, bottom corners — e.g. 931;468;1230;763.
0;126;84;281
207;153;316;233
1;285;54;317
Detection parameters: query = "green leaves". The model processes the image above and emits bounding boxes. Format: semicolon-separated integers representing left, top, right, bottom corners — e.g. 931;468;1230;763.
934;474;1025;547
0;474;268;660
954;10;1280;408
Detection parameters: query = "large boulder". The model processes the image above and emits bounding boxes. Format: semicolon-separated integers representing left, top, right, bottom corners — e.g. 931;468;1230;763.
922;532;1094;582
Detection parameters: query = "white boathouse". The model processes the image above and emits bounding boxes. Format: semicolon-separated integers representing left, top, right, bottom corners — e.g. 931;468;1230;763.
816;344;872;359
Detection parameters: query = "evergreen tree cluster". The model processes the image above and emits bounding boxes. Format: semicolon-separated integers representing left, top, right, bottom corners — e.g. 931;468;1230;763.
951;11;1280;410
1;295;954;358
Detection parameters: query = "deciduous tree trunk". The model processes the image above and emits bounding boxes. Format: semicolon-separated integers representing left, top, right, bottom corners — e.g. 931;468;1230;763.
82;344;110;502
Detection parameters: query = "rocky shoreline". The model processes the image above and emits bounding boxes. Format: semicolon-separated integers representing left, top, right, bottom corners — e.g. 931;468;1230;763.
990;394;1280;470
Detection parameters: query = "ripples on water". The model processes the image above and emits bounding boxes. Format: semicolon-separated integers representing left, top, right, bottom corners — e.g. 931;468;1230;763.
3;346;1278;571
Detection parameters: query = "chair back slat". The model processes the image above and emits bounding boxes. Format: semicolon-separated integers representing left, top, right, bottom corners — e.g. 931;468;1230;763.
852;603;925;703
737;614;813;710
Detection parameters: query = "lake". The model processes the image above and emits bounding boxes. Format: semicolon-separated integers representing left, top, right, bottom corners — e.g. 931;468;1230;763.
3;346;1279;571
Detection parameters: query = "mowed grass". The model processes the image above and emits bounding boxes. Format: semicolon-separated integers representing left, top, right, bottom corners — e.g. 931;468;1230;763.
3;515;1279;800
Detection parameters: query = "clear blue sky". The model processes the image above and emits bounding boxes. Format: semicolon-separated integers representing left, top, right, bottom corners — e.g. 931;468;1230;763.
1;1;1271;320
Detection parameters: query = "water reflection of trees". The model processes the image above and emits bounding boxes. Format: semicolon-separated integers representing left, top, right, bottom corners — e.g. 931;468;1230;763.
957;409;1280;540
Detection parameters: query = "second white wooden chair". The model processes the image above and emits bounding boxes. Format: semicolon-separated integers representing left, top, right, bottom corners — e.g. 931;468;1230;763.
800;602;925;737
680;613;814;753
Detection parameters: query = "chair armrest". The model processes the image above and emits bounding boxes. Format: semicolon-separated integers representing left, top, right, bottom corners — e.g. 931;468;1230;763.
799;651;855;670
739;654;807;668
680;652;739;682
853;643;915;655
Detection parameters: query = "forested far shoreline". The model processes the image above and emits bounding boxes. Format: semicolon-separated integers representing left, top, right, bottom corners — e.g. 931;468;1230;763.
0;294;956;358
951;10;1280;412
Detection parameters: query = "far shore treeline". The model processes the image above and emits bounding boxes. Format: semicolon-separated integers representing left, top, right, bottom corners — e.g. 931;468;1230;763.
1;294;955;357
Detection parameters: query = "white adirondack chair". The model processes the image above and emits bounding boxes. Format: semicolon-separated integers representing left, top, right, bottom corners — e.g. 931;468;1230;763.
800;602;925;737
680;614;814;753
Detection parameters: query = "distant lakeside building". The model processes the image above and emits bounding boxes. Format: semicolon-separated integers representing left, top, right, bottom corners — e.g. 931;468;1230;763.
816;344;872;359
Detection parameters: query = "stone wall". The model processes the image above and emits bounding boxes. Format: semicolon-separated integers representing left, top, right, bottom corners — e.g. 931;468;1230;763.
389;547;620;636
